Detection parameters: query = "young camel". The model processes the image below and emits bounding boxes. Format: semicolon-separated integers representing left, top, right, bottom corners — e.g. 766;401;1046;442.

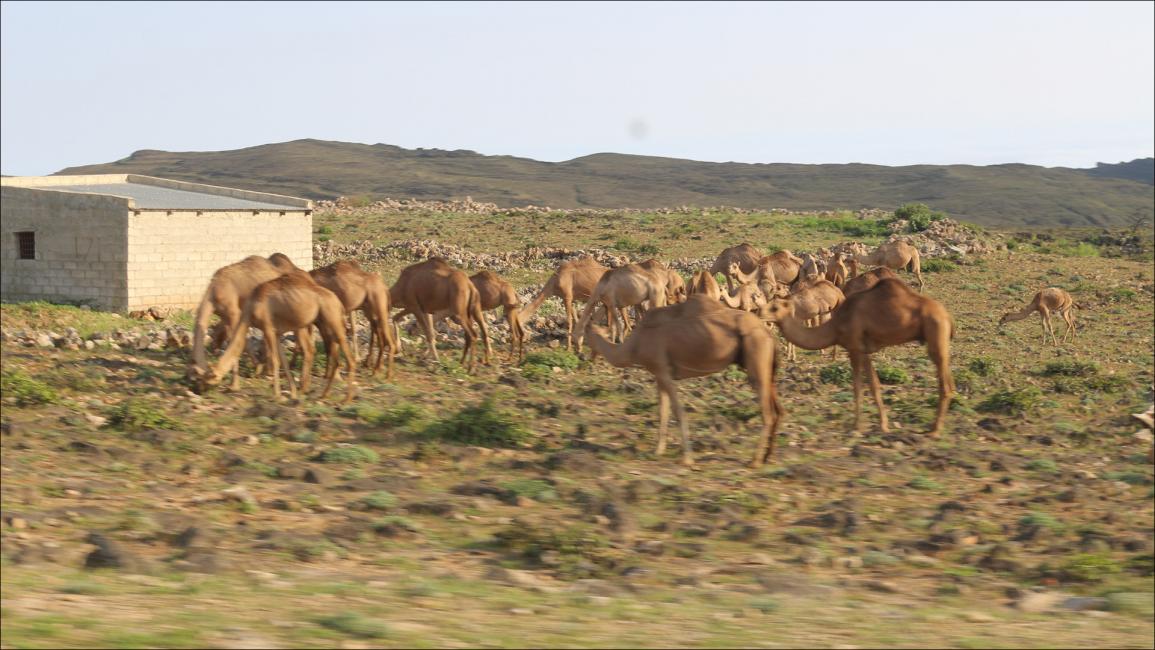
727;252;803;293
855;241;923;292
998;287;1079;345
395;270;526;362
825;255;850;288
519;256;609;351
719;283;767;313
767;279;846;361
307;261;398;379
584;294;784;467
189;253;301;389
762;278;954;436
638;259;688;305
841;267;899;297
709;243;764;292
194;272;357;404
573;263;668;349
688;270;722;300
389;257;492;371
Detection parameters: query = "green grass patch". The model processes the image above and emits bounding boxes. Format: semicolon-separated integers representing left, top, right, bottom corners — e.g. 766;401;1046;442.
316;612;390;639
359;491;398;510
106;399;177;432
1040;360;1099;377
967;356;1000;377
1;368;59;406
819;363;853;386
875;365;909;385
317;445;380;465
921;258;958;273
1024;458;1059;473
423;398;530;448
1060;553;1121;582
977;387;1042;416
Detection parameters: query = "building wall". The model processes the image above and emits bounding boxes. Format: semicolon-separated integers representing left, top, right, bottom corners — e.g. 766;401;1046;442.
125;210;313;310
0;186;131;310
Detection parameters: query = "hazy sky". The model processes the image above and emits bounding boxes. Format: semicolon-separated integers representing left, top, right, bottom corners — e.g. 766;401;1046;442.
2;1;1152;175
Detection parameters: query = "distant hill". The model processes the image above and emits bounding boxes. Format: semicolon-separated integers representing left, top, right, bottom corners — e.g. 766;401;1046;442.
1083;158;1154;185
55;139;1154;228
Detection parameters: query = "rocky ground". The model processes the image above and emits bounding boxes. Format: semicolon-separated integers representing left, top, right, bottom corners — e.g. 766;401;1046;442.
1;210;1152;649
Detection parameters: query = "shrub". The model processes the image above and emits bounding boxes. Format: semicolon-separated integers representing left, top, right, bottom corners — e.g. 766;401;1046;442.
893;203;947;232
875;365;909;385
1060;553;1121;583
315;225;333;235
500;479;557;502
1041;360;1099;377
1024;458;1058;473
967;356;1000;377
977;387;1042;416
317;445;380;465
819;364;854;386
353;403;429;430
523;349;580;371
360;491;398;511
637;243;661;256
908;475;942;490
106;399;176;432
317;613;390;639
423;398;529;448
921;258;958;273
1;369;59;406
1083;376;1131;393
787;217;891;238
1020;511;1064;532
494;520;616;578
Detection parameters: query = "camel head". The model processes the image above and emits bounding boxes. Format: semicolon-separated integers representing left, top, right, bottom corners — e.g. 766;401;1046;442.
186;363;221;394
667;273;688;304
758;295;794;324
997;312;1012;326
727;261;743;279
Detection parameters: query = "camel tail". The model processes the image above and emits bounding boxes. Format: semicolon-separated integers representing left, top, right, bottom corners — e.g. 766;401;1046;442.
190;285;216;370
519;273;558;324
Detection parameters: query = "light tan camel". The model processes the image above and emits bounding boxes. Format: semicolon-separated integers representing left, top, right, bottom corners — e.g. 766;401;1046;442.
719;283;767;313
855;241;923;291
799;253;825;283
709;243;764;292
765;279;846;361
189;253;301;389
194;272;357;404
638;259;688;304
519;256;609;350
761;278;954;436
389;257;492;371
584;294;784;467
841;267;899;297
825;255;849;288
573;263;668;349
688;270;722;300
998;287;1079;345
308;261;398;379
727;251;803;292
397;270;526;362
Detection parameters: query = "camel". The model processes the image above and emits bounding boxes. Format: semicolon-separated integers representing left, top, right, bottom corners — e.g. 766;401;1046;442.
761;278;954;436
719;283;767;313
765;279;846;361
189;253;301;389
573;263;668;349
396;270;526;362
389;257;492;371
709;243;763;292
799;253;825;283
841;267;899;297
308;261;398;379
688;270;722;300
998;287;1079;345
825;255;849;288
854;241;923;291
193;272;357;404
584;294;784;467
519;256;609;350
727;251;803;293
638;259;688;305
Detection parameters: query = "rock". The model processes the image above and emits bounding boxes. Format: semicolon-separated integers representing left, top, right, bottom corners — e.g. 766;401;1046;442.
275;465;308;480
1060;597;1110;612
962;611;996;623
83;533;146;572
172;548;227;574
484;566;557;592
403;501;455;517
304;467;334;485
863;580;901;594
84;414;108;427
635;540;665;556
1017;591;1070;613
544;449;602;474
35;333;54;348
221;486;258;510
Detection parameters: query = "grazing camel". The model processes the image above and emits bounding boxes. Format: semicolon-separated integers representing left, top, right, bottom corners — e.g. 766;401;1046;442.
719;283;767;313
194;272;357;404
709;243;764;292
998;287;1079;345
854;241;923;291
308;261;398;379
765;280;846;361
638;259;688;305
189;253;301;389
799;253;825;283
519;256;609;350
397;270;526;362
389;258;492;371
825;255;850;288
573;263;668;349
841;267;899;297
688;270;722;300
584;294;784;467
762;279;954;436
727;251;803;292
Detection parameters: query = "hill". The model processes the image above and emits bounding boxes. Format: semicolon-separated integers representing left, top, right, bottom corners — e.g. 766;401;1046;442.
55;139;1154;227
1084;158;1155;185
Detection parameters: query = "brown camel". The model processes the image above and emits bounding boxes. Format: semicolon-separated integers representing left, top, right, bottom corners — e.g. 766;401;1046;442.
761;278;954;436
855;241;923;291
765;279;846;361
688;270;722;300
799;253;825;283
308;261;398;378
189;253;301;389
727;251;803;292
519;256;609;350
998;287;1079;345
825;254;849;288
194;272;357;404
841;267;899;297
584;294;784;467
573;263;668;349
389;257;492;371
719;283;767;313
638;259;688;304
709;243;763;291
397;270;526;362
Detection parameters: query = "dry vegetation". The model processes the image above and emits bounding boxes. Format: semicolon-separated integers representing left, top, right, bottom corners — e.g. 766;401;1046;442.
1;207;1153;649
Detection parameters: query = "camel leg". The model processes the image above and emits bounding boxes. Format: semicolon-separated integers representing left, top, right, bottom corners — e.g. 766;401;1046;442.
297;328;314;394
263;327;284;401
665;377;694;467
276;334;299;401
564;295;576;351
1062;309;1076;343
455;313;477;372
324;327;357;405
849;351;865;434
505;308;519;362
348;313;359;368
863;355;888;433
418;311;439;362
656;384;670;458
477;311;492;367
927;334;955;436
748;365;781;468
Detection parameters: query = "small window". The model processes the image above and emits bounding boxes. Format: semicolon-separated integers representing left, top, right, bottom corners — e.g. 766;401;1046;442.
16;232;35;260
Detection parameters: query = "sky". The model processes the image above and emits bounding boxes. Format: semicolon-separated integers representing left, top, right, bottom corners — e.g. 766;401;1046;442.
2;1;1152;175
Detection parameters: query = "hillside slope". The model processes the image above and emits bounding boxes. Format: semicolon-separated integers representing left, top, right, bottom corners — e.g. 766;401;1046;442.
55;139;1154;227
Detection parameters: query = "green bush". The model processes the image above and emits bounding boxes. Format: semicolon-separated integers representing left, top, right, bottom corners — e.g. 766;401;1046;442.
351;403;429;430
423;398;529;448
318;445;380;465
1041;360;1099;377
637;243;661;256
819;364;854;386
908;475;942;490
501;479;557;502
1024;458;1058;473
967;356;1000;377
893;203;947;232
977;387;1043;416
106;399;176;432
1;369;59;406
1020;511;1064;532
1083;376;1131;393
523;349;580;370
317;613;390;639
1060;553;1121;583
875;365;909;385
494;520;616;578
921;258;958;273
787;217;891;238
360;491;398;511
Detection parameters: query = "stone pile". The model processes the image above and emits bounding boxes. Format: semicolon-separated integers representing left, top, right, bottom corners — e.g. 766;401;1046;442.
0;326;192;352
885;218;1006;257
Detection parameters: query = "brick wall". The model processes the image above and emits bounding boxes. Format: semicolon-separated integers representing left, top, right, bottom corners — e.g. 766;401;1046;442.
124;210;313;310
0;186;131;310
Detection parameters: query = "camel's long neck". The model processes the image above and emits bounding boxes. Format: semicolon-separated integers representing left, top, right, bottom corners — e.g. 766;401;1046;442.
586;327;636;368
1001;306;1035;323
518;275;558;321
212;301;256;377
777;314;839;350
190;286;216;370
733;266;757;285
719;289;742;309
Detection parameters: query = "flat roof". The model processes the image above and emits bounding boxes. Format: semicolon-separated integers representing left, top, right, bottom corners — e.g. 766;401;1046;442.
22;182;300;210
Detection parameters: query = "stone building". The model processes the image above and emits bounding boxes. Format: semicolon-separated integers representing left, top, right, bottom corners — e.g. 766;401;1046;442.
1;174;313;311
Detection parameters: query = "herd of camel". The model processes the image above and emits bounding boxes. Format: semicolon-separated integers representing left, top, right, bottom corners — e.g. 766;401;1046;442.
184;239;1081;467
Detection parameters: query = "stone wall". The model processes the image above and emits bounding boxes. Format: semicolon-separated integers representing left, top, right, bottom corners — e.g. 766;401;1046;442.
0;186;131;310
125;210;313;310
